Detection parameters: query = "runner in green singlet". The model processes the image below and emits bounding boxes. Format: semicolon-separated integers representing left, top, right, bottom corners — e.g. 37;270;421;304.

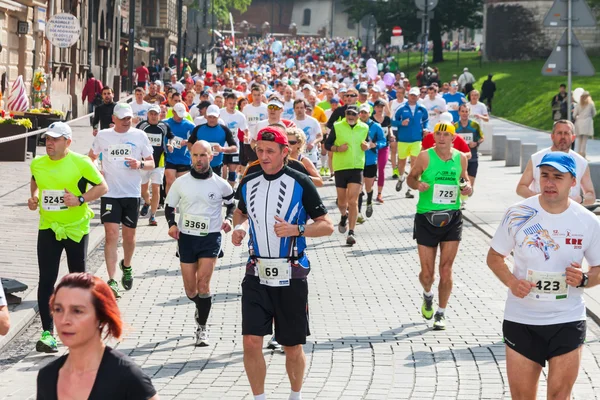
407;122;472;330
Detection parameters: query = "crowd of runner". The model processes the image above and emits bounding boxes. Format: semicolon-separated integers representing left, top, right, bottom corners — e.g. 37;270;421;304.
13;35;600;400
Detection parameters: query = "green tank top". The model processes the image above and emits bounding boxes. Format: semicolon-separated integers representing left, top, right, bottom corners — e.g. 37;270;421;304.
416;148;462;214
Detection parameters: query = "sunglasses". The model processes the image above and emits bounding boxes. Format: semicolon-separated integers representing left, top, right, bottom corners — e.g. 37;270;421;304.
288;140;298;145
267;105;282;110
345;111;358;115
346;94;357;98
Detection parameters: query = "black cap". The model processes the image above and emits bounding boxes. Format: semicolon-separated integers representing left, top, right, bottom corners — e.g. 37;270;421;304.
374;99;386;107
358;88;368;94
345;105;359;114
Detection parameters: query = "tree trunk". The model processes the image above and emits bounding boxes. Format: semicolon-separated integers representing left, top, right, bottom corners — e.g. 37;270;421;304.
431;19;444;63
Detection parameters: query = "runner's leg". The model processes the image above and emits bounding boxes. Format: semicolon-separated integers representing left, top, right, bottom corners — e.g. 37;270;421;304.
64;234;88;273
417;244;437;293
122;225;136;267
347;183;362;232
150;183;161;215
104;222;120;280
438;241;459;309
377;146;389;195
284;344;306;392
165;168;177;194
37;229;64;332
505;346;542;400
141;182;151;206
546;347;583;400
244;335;267;395
336;187;348;216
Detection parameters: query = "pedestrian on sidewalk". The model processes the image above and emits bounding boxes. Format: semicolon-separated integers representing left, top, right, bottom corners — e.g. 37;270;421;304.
480;74;496;113
516;120;596;206
81;72;103;115
36;273;159;399
551;84;568;122
92;86;116;137
29;122;108;352
0;282;10;336
407;122;472;331
573;91;596;158
487;152;600;400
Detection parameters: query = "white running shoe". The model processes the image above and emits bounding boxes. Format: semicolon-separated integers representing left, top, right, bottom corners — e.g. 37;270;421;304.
195;325;209;347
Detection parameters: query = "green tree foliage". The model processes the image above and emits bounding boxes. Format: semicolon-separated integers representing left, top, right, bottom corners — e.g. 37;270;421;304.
343;0;483;62
188;0;252;23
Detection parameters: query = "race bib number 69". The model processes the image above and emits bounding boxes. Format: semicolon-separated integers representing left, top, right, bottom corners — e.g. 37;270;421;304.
257;259;291;287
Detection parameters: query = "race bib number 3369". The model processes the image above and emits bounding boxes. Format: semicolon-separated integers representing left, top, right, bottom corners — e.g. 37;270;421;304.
180;214;209;236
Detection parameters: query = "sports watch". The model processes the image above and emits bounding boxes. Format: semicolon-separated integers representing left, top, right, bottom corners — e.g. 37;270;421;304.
578;273;589;288
78;196;86;206
298;224;305;237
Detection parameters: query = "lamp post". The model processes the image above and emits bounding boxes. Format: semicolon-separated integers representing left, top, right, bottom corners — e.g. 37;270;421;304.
127;0;135;92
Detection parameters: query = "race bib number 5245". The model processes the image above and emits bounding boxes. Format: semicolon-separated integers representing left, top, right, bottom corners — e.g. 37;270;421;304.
42;190;67;211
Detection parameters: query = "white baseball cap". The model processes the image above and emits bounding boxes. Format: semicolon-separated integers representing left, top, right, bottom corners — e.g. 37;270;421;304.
172;102;188;118
358;104;371;113
440;112;454;124
148;104;161;114
113;103;134;119
302;84;312;91
408;87;420;96
206;105;221;117
43;122;72;139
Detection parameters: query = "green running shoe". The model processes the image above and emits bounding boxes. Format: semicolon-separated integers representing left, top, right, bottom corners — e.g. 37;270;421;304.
433;313;446;331
107;279;121;298
36;331;58;353
120;260;134;291
356;214;365;224
421;295;434;320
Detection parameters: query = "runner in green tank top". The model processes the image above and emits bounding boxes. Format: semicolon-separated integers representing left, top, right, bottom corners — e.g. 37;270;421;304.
407;122;472;331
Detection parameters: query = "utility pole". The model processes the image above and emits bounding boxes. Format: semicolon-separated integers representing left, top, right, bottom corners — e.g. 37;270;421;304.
177;0;183;77
87;0;93;69
127;0;135;92
566;0;572;121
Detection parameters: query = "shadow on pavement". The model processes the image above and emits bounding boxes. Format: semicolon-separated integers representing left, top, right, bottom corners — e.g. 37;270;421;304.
408;342;504;368
156;292;241;307
350;245;417;256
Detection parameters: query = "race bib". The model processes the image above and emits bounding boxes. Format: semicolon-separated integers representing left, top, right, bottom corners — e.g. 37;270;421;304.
458;133;473;143
147;133;162;146
433;184;458;204
108;144;132;161
527;269;568;301
257;258;291;287
42;190;67;211
231;154;240;163
209;142;221;156
180;214;210;236
448;102;459;111
172;136;183;149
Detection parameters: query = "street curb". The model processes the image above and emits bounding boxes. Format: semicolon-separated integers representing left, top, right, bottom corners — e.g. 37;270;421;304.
0;225;105;351
491;115;551;135
461;212;600;327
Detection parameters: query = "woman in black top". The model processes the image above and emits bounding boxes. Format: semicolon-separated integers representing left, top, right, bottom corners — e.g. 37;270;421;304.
37;273;158;400
371;99;392;204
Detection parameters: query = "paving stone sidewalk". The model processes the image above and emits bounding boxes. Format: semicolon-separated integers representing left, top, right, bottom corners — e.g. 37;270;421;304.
2;167;600;399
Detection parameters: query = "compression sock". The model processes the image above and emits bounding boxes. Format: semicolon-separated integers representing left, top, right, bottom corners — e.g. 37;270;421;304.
289;391;302;400
188;294;212;325
358;192;364;213
367;190;373;205
228;171;237;182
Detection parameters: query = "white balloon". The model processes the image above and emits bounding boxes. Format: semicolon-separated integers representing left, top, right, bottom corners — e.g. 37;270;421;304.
439;112;454;124
573;87;585;103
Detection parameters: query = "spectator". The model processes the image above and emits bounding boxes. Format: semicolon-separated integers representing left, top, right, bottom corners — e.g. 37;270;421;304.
92;86;116;136
480;74;496;112
551;84;568;121
458;67;475;94
0;282;9;335
81;72;103;115
574;91;597;158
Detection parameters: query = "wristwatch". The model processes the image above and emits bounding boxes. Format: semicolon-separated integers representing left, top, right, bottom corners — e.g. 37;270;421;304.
578;273;589;288
139;160;145;170
298;224;305;237
78;196;86;206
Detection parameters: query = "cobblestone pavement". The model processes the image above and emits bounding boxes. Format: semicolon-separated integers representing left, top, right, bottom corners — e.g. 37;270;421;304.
3;166;600;399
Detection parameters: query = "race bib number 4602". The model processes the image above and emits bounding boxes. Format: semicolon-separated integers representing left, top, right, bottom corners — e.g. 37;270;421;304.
433;184;458;205
257;258;291;287
526;269;568;301
108;144;132;161
42;190;67;211
180;214;209;236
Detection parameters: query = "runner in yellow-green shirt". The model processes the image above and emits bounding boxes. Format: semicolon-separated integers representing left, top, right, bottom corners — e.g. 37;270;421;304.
28;122;107;353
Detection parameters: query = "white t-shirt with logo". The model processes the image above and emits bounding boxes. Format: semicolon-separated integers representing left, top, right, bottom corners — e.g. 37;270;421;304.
282;100;295;120
219;109;248;152
292;115;322;164
243;103;268;145
491;196;600;325
422;97;447;130
530;148;588;198
91;128;154;198
0;283;6;307
130;101;151;120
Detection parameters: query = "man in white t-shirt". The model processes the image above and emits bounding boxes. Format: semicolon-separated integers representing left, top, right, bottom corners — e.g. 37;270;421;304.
220;92;248;186
130;87;151;124
88;103;155;298
389;87;406;178
292;99;322;165
422;85;447;131
488;151;600;400
0;282;9;335
282;86;295;120
242;86;267;165
517;120;595;205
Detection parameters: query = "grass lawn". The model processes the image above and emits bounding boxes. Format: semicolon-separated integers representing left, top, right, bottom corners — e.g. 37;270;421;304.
395;51;600;137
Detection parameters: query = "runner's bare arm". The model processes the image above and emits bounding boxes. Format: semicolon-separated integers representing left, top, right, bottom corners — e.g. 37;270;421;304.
582;265;600;288
407;151;429;190
0;305;9;335
579;166;596;206
460;153;473;195
487;248;534;298
516;159;537;199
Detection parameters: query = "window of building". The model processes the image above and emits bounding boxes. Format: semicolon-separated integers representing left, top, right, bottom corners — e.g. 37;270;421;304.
142;0;158;26
302;9;311;26
347;17;355;30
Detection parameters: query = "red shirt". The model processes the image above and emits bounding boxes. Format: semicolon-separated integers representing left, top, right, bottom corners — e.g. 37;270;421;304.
135;66;149;82
421;133;470;154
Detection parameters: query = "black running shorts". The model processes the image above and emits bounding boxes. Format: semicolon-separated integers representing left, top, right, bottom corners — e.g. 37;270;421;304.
413;210;463;247
502;320;586;367
241;275;310;346
165;162;191;173
211;164;223;177
178;232;222;263
334;169;363;189
223;154;240;165
100;197;141;228
467;161;479;178
363;164;377;179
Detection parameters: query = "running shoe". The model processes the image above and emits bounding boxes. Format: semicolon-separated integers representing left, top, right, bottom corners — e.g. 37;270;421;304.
366;203;373;218
346;233;356;246
338;215;348;233
267;335;281;350
433;313;446;331
196;326;209;347
421;295;434;320
107;279;121;298
325;167;331;176
36;331;58;353
148;214;158;226
392;168;399;179
376;194;384;204
460;201;467;210
357;214;365;224
140;203;150;217
319;167;326;176
120;260;134;291
329;174;335;182
405;190;415;199
395;177;404;192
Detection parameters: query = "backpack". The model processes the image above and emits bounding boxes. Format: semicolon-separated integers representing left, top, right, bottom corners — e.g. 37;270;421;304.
92;79;103;106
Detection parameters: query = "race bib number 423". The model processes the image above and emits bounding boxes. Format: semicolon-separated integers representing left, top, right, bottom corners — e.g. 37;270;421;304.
257;258;291;287
42;190;67;211
433;184;458;205
108;144;132;161
526;269;568;301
